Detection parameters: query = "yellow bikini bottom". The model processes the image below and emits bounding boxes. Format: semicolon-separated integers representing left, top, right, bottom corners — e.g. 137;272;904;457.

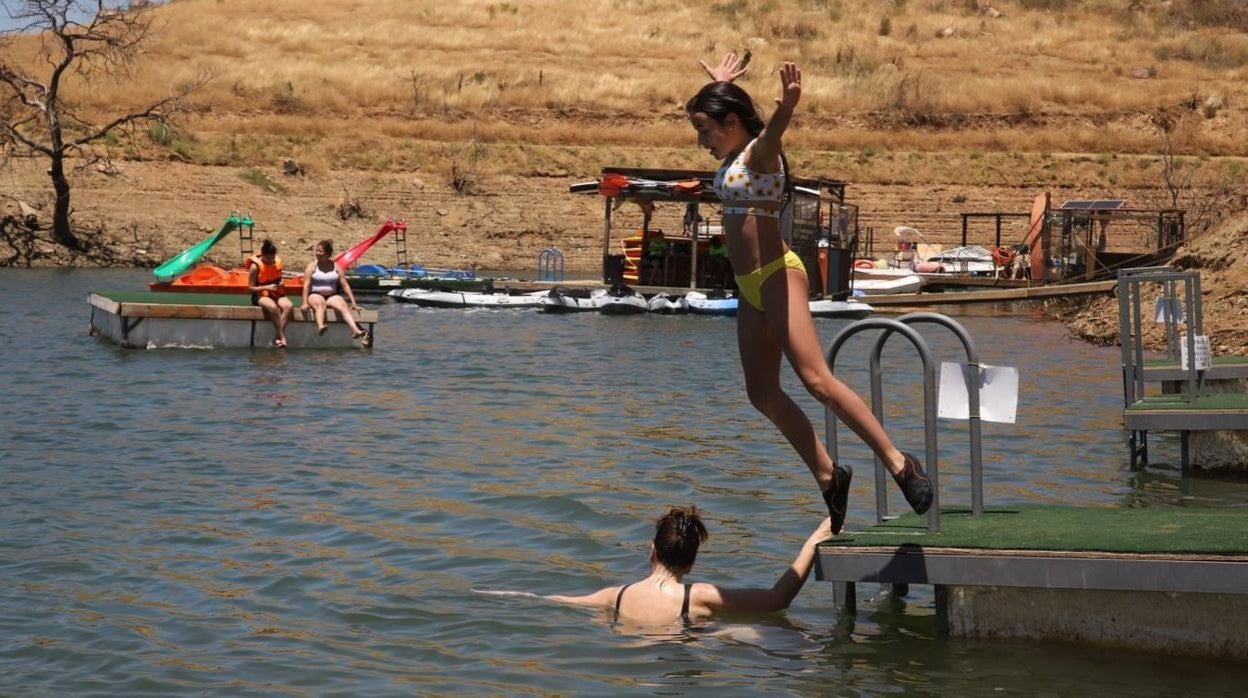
734;250;806;311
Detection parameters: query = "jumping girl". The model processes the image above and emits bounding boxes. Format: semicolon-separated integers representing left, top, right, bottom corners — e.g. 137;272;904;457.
687;55;932;533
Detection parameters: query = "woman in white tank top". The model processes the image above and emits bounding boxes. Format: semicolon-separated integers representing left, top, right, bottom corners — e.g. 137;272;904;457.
302;239;368;340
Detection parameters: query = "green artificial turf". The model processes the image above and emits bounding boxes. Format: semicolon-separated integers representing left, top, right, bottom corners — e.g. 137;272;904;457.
826;505;1248;555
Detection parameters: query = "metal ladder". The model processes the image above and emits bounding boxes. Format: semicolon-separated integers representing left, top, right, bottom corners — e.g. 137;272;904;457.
825;313;988;533
392;219;410;269
537;247;565;282
234;212;255;261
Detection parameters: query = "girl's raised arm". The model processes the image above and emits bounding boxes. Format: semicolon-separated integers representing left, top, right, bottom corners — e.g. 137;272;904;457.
751;62;801;168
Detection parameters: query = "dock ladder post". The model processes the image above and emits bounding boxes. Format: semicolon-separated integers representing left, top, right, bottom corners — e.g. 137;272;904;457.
1117;266;1204;470
825;318;943;533
537;247;565;282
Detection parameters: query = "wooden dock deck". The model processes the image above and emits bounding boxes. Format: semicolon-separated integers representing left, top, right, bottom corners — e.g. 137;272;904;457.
817;506;1248;657
89;291;378;350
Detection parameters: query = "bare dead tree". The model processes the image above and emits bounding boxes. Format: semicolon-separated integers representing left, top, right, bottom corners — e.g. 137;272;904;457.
0;1;205;249
1150;108;1238;240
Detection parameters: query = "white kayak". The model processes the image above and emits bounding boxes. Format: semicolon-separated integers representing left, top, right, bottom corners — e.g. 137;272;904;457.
685;290;738;316
541;287;609;312
850;274;924;295
808;298;874;319
600;284;648;315
646;292;689;315
390;287;548;309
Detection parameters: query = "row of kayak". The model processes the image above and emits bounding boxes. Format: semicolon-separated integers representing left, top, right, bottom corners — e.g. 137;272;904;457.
388;286;874;319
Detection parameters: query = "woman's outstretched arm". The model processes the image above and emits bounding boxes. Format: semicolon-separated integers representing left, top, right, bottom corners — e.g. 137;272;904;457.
696;517;832;615
546;586;619;609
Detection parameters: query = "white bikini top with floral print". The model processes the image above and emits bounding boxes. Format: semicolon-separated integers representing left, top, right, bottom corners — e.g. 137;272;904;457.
713;139;785;219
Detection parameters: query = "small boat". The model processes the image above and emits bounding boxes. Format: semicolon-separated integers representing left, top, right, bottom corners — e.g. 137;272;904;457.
686;290;738;317
924;245;997;275
808;298;874;319
851;274;924;295
646;292;689;315
389;287;548;309
541;287;609;313
600;284;648;315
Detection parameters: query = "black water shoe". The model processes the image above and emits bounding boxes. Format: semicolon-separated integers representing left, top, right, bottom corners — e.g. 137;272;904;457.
893;452;933;515
822;464;853;535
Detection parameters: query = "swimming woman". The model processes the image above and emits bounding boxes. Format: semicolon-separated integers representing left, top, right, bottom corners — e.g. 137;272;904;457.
301;239;368;340
547;506;832;625
687;57;932;533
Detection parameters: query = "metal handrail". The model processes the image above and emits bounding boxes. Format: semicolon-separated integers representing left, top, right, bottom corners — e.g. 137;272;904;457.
826;318;941;532
866;313;985;519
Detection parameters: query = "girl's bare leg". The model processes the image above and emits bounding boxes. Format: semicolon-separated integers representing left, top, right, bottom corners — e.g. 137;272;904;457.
756;268;906;477
257;296;284;344
737;298;840;490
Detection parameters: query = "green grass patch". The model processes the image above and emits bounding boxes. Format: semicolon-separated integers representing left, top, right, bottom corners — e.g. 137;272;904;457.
826;505;1248;555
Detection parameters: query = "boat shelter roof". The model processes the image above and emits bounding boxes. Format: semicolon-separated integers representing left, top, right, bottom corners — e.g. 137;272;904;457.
569;167;847;204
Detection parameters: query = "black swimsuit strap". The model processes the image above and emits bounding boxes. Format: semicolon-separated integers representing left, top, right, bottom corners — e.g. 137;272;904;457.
680;584;691;622
613;584;631;621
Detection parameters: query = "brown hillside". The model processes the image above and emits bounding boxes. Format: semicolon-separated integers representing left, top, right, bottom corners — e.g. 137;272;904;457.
2;0;1247;348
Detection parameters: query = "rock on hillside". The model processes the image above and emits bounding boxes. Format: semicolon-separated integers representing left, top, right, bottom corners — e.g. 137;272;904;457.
1065;213;1248;355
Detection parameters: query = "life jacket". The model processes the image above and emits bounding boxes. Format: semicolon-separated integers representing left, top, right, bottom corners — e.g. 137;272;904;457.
246;255;284;285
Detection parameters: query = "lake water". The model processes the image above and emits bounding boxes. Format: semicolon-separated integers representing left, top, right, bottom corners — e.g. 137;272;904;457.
2;269;1247;696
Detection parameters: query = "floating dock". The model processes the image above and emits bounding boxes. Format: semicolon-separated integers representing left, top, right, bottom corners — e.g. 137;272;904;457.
816;506;1248;659
88;291;377;349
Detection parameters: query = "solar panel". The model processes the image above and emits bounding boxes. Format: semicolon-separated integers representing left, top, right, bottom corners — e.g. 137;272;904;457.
1060;199;1126;210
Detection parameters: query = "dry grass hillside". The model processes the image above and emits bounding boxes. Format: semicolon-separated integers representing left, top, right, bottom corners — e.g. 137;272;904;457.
2;0;1246;292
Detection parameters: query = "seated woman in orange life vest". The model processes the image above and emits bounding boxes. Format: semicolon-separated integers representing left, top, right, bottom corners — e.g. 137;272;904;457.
246;238;295;348
301;239;367;339
690;53;932;534
547;506;832;626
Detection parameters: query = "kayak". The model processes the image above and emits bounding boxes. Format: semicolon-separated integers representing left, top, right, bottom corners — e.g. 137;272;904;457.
389;288;548;309
685;290;738;316
600;284;648;315
541;287;610;312
646;292;689;315
808;299;874;319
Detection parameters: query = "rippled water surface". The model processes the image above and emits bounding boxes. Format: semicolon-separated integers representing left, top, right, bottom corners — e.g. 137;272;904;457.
3;269;1247;696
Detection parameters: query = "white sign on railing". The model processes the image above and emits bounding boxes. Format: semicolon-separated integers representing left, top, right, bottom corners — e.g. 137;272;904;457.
938;362;1019;424
1180;334;1212;371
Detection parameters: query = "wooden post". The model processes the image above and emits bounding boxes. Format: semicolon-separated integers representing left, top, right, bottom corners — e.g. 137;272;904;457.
601;197;612;283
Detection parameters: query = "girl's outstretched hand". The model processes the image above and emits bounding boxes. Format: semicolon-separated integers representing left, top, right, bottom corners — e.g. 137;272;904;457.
700;50;751;83
776;62;801;109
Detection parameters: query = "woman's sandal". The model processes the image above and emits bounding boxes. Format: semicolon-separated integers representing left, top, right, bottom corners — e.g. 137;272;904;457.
821;464;853;535
274;338;287;349
352;329;368;339
893;452;933;515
